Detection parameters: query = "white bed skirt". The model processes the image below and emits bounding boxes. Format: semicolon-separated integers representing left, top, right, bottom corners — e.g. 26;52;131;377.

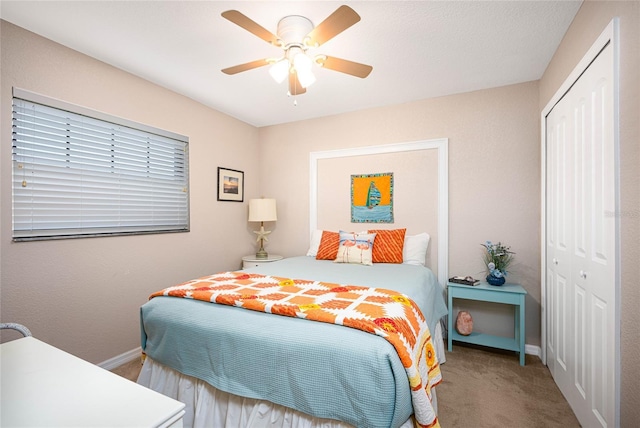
137;324;444;428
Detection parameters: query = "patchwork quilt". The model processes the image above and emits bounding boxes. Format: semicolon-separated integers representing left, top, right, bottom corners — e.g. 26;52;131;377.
150;271;442;428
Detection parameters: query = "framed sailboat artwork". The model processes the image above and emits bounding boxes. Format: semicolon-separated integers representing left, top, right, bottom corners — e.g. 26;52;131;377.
351;172;394;223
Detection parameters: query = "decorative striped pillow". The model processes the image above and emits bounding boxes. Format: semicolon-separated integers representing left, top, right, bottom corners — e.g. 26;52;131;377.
368;228;406;263
315;231;340;260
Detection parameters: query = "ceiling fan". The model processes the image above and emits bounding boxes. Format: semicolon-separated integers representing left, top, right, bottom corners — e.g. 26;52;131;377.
221;5;373;97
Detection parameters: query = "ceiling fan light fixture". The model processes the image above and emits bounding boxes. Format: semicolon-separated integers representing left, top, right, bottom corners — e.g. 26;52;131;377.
269;59;289;84
297;68;316;88
291;49;316;88
293;51;313;72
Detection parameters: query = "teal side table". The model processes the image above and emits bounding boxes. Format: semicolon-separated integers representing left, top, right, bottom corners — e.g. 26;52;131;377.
447;281;527;365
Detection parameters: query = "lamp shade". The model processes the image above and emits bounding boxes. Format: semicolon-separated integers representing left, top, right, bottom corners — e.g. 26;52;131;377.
248;199;277;222
269;59;289;84
293;52;316;88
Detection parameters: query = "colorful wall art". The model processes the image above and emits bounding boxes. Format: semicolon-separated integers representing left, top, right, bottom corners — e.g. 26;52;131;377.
351;172;394;223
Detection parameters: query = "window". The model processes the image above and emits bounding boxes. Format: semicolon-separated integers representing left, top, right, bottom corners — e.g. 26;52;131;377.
11;88;189;241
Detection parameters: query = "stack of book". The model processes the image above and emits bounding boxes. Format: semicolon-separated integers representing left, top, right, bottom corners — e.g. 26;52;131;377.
449;276;480;286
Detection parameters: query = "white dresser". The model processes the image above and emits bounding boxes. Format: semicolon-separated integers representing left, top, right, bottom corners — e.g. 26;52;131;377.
0;336;185;427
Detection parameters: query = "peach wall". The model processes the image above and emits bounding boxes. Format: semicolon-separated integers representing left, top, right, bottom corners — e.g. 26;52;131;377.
258;81;542;345
0;21;260;363
539;1;640;425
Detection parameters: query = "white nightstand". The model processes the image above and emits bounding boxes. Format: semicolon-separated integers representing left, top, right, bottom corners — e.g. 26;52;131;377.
242;254;284;269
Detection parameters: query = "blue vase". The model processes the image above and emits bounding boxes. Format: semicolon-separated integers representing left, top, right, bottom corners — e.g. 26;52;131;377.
486;274;506;286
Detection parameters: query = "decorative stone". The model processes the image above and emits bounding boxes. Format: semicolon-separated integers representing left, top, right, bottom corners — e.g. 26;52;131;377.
455;311;473;336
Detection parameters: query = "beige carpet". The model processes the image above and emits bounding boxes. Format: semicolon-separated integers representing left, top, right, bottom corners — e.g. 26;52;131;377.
112;343;580;427
437;344;580;427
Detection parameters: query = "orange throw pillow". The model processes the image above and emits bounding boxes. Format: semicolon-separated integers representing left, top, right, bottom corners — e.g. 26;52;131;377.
368;228;406;263
315;231;340;260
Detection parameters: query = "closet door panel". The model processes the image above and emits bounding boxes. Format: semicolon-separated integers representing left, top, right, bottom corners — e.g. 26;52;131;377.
546;100;574;394
590;295;609;427
573;284;587;399
590;78;615;267
573;100;588;260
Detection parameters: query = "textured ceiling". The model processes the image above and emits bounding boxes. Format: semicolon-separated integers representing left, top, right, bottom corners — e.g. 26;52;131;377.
0;1;582;127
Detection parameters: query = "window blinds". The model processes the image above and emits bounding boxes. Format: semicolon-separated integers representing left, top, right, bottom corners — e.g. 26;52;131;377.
11;90;189;240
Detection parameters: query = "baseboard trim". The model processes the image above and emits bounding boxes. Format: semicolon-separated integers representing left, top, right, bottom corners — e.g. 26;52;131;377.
525;344;542;359
99;347;141;371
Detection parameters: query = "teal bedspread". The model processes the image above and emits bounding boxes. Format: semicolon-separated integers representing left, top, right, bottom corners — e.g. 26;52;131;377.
140;256;447;428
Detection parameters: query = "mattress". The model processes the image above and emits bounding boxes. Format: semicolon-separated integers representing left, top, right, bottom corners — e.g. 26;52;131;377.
139;257;447;428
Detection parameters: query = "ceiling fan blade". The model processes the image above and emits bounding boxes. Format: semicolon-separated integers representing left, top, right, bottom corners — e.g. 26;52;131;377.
305;5;360;48
288;72;306;96
317;56;372;78
221;10;281;46
222;59;270;75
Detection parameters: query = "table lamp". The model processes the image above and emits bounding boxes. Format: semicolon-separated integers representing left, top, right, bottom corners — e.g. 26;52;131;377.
248;198;277;259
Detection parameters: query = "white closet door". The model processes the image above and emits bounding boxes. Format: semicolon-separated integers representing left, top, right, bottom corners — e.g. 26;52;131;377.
546;90;574;396
545;42;616;428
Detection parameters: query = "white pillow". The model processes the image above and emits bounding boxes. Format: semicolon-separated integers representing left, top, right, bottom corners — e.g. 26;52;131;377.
306;229;323;256
403;233;431;266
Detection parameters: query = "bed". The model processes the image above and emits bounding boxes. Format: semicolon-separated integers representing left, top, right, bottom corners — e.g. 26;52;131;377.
138;247;448;428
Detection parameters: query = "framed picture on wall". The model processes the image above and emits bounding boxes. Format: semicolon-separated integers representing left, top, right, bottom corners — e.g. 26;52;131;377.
351;172;394;223
217;167;244;202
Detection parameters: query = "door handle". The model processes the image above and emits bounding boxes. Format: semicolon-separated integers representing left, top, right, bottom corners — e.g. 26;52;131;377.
552;258;558;265
579;270;587;279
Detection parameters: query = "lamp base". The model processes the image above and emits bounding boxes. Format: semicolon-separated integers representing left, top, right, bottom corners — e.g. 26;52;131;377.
255;249;268;259
254;223;270;259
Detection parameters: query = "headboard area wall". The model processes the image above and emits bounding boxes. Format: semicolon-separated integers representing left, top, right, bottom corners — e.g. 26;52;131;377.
309;139;448;287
